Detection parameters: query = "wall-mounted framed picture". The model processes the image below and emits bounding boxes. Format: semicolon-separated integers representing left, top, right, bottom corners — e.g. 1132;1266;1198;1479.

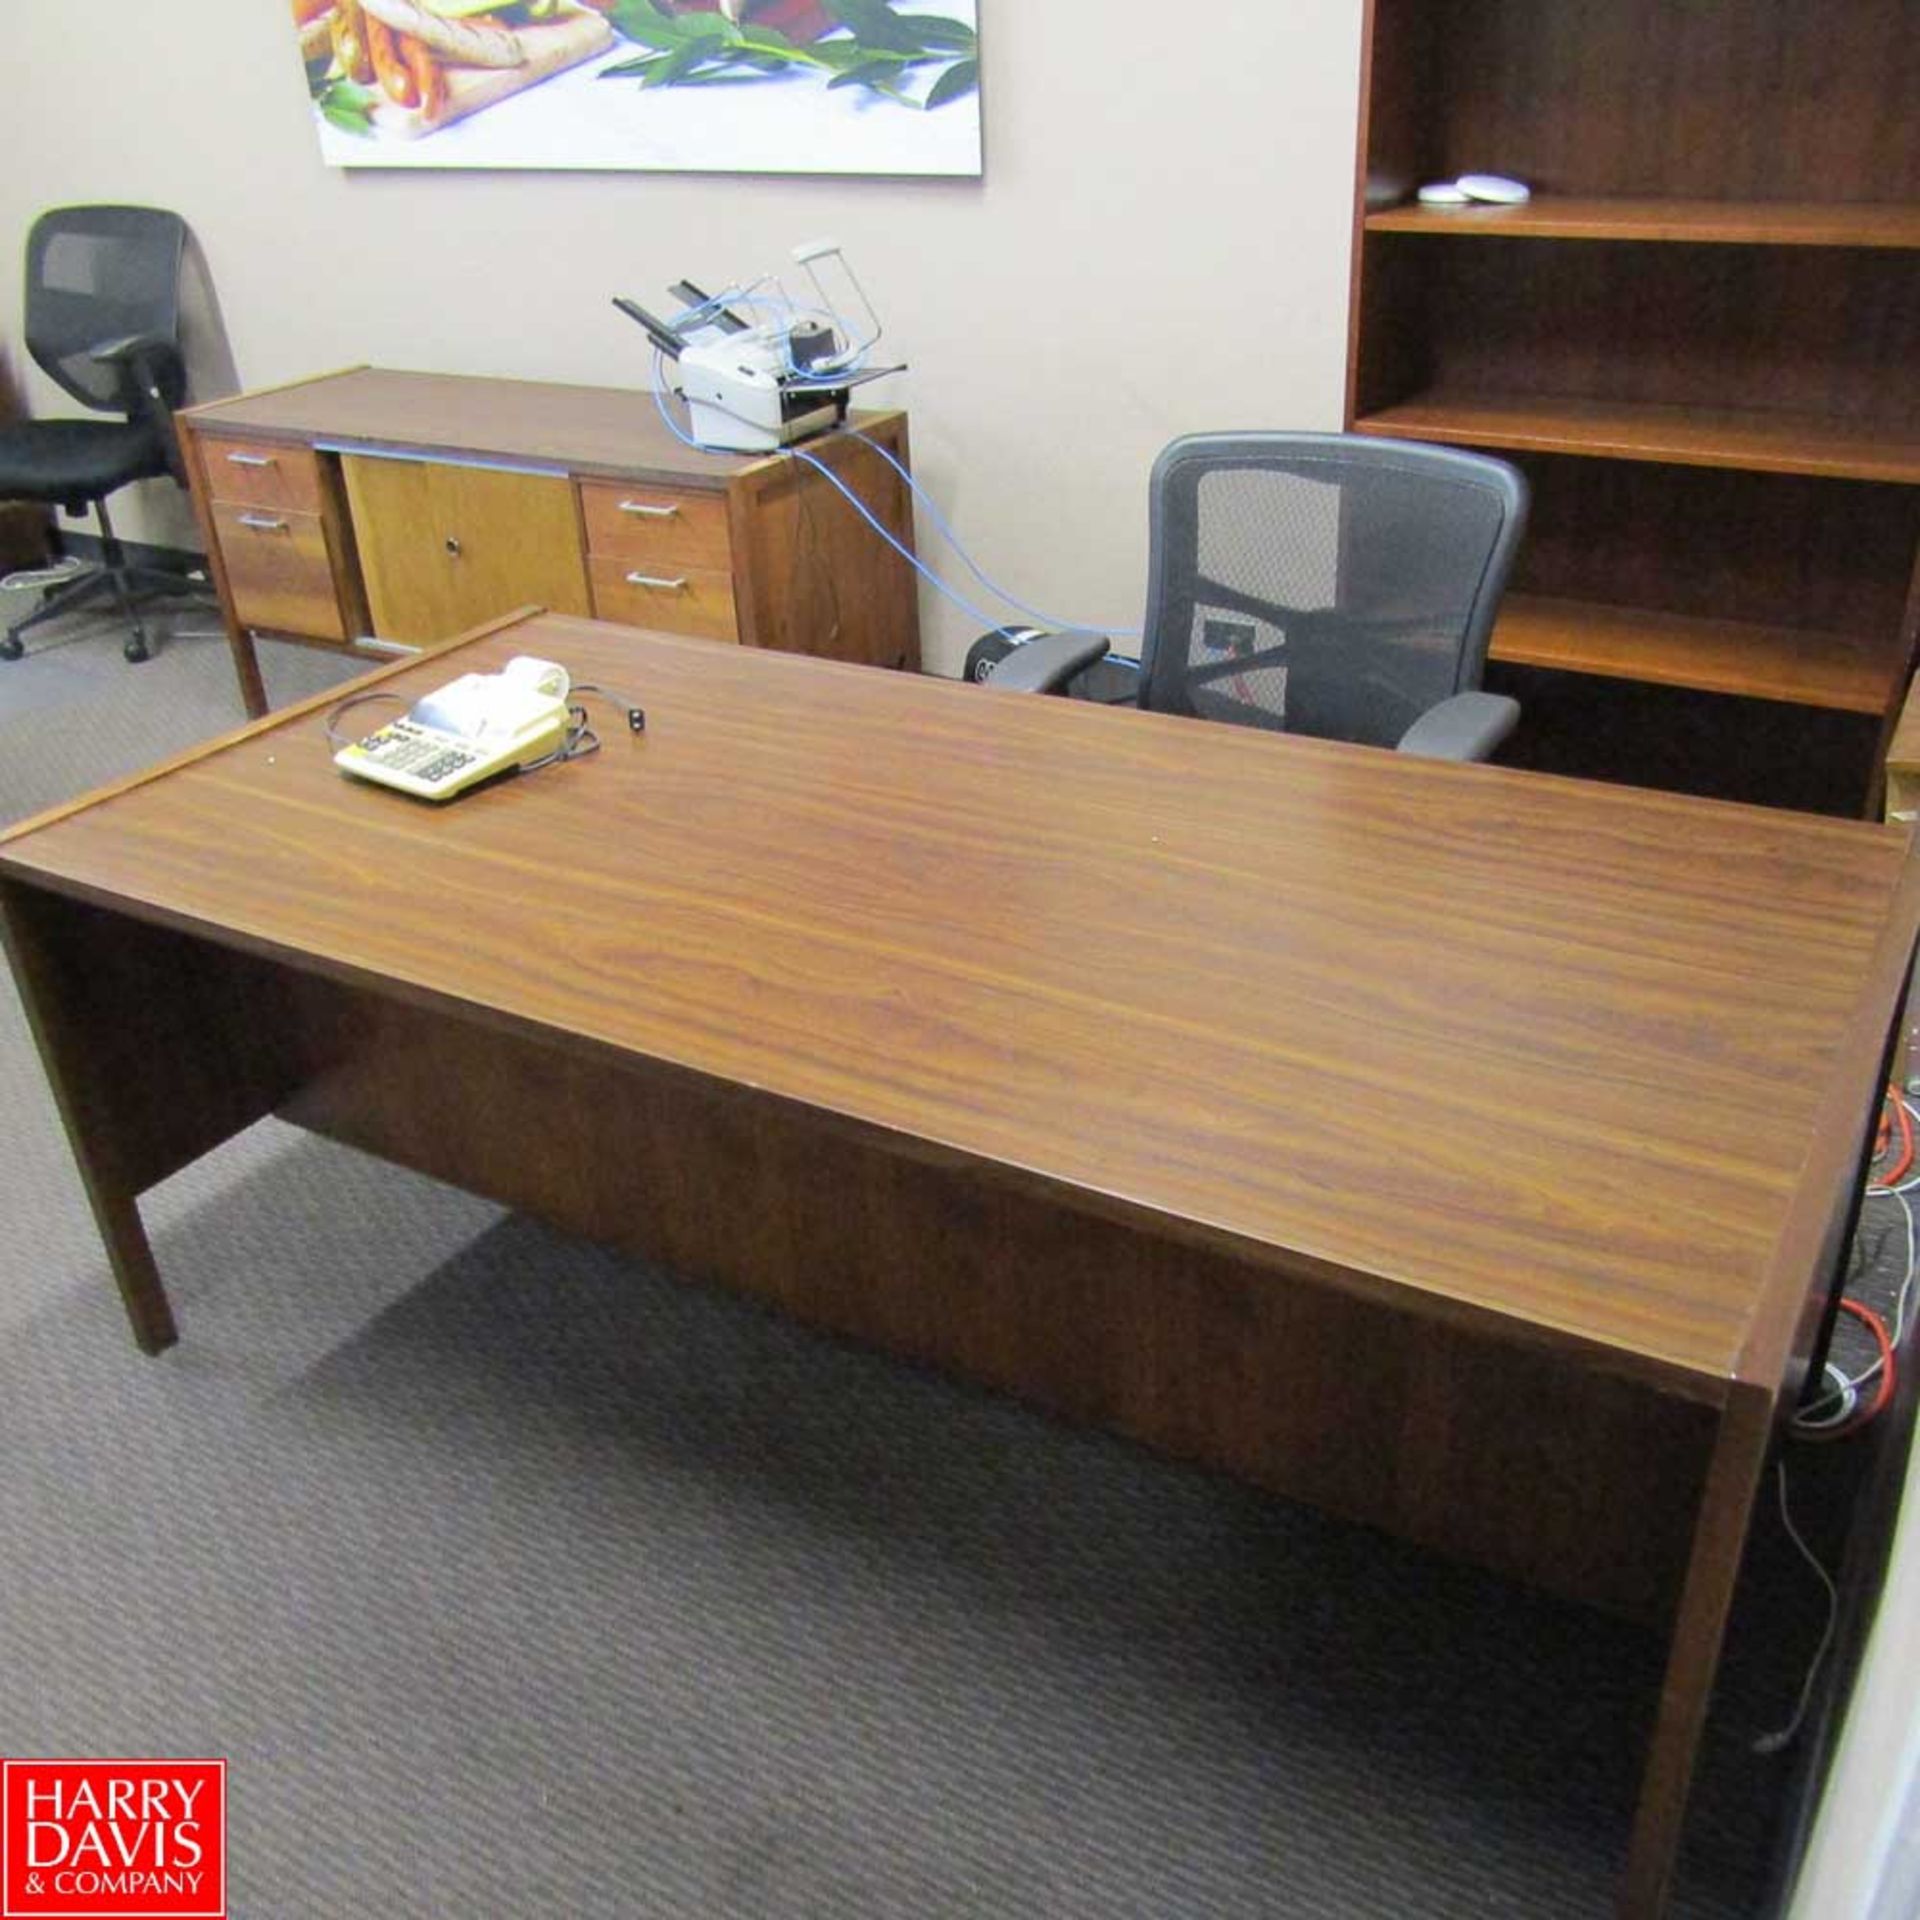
291;0;981;175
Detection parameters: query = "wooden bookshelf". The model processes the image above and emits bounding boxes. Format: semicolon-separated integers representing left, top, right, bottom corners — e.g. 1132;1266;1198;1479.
1348;0;1920;816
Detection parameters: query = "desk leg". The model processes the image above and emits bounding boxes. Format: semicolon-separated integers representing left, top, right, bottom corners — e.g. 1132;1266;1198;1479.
0;885;179;1352
224;625;268;721
1617;1386;1774;1916
83;1190;176;1356
178;431;268;719
1;882;306;1354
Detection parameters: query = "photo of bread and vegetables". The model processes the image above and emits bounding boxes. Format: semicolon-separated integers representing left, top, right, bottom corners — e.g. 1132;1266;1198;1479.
293;0;979;165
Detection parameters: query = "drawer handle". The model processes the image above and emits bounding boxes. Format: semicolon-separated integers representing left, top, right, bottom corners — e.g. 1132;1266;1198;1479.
625;572;688;592
618;500;681;519
225;453;277;469
236;513;288;532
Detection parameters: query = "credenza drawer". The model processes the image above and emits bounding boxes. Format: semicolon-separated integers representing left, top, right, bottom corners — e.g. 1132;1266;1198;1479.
588;554;737;640
579;479;732;569
210;502;346;640
200;435;326;514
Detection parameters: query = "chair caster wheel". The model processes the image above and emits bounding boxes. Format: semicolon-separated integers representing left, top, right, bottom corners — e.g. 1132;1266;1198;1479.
0;633;22;662
124;637;150;664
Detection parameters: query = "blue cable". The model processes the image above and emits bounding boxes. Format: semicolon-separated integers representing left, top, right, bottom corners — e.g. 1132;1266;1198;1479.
841;426;1141;642
649;357;1141;655
649;361;1030;646
785;443;1030;644
652;301;1131;636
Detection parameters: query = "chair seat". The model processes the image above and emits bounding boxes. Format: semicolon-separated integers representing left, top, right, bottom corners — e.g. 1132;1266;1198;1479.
0;418;171;504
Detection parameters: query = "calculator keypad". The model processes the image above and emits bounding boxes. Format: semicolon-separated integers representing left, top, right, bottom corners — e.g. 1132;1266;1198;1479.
355;722;477;787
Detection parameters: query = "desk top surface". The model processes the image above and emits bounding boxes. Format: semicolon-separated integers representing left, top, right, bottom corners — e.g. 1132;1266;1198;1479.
6;612;1914;1399
181;366;903;487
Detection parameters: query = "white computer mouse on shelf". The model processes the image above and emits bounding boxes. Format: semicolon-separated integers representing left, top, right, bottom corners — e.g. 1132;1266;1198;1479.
1455;173;1532;204
1417;182;1474;206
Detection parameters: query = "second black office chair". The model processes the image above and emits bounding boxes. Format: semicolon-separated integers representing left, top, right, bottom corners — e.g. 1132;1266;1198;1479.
0;205;203;665
982;433;1528;762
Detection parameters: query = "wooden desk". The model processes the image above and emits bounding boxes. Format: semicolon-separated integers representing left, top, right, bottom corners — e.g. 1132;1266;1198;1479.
3;611;1916;1915
176;368;920;716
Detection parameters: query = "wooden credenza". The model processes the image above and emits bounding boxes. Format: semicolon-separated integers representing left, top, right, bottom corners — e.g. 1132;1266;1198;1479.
177;367;921;715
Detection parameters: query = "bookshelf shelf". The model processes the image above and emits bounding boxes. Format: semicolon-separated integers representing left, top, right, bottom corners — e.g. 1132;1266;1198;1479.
1490;594;1897;714
1363;197;1920;248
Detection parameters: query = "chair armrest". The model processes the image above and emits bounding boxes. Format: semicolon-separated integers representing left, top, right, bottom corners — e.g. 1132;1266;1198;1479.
983;630;1111;694
1394;691;1520;762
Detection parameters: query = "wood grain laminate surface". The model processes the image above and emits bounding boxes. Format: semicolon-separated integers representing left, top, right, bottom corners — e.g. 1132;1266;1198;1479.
1411;0;1918;204
1364;198;1920;248
4;614;1911;1400
1491;595;1899;714
1355;393;1920;484
10;609;1917;1914
184;366;896;486
1349;0;1920;830
178;370;922;701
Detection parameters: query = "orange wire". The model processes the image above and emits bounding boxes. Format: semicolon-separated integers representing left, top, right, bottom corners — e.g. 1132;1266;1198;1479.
1875;1084;1913;1190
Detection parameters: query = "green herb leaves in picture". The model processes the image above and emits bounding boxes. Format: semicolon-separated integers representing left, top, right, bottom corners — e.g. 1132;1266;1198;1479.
601;0;978;109
317;76;379;136
923;56;975;108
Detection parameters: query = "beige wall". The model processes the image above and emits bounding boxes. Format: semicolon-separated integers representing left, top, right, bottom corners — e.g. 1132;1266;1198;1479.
0;1;1362;675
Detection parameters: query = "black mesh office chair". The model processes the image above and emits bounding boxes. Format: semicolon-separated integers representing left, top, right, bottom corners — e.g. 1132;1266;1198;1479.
0;205;202;665
981;433;1528;762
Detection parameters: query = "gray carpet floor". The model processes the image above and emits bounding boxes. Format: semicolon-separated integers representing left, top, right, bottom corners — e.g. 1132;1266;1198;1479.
0;602;1821;1916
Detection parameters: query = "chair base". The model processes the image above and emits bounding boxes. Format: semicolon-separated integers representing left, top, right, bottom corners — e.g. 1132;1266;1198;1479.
1;497;211;665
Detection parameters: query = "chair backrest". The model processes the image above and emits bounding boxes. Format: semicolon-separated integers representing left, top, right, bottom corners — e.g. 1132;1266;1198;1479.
1138;433;1528;748
24;205;188;419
